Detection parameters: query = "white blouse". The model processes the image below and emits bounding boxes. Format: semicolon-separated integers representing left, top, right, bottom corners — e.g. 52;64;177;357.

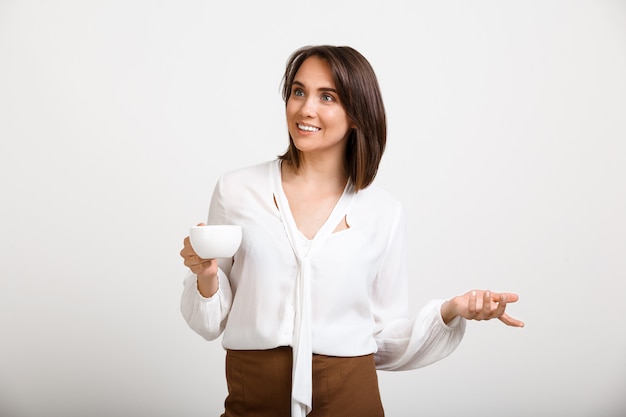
180;159;465;417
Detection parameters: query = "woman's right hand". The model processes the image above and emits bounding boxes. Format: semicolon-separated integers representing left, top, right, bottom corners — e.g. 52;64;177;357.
180;223;219;297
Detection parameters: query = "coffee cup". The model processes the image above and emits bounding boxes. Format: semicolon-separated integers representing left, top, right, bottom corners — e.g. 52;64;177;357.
189;225;242;259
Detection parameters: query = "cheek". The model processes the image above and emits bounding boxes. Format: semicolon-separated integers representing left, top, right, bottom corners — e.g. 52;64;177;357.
329;110;351;131
285;101;297;121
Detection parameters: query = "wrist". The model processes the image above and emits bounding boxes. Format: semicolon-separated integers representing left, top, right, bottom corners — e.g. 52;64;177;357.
196;273;219;298
440;297;458;325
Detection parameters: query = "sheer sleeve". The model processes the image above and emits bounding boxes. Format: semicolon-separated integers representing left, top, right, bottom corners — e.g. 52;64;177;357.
180;269;233;341
372;204;466;371
179;176;234;341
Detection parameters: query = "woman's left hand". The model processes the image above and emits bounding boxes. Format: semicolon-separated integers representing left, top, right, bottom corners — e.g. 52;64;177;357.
441;290;524;327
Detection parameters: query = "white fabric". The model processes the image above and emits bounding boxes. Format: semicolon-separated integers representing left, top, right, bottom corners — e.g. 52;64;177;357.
271;166;356;416
180;159;466;417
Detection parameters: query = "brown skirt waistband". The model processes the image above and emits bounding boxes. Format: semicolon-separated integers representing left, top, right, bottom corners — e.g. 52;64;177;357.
221;347;384;417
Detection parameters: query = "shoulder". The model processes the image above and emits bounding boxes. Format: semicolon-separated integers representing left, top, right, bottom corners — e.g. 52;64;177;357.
211;161;277;211
356;184;403;212
218;160;276;185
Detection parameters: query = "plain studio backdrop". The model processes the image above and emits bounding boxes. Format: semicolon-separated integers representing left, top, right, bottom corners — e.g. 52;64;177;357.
1;1;625;416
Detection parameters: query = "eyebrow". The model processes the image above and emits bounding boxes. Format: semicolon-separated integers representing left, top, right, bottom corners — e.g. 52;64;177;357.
292;80;337;93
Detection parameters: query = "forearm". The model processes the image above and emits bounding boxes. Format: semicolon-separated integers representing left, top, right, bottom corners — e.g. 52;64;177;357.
375;299;466;371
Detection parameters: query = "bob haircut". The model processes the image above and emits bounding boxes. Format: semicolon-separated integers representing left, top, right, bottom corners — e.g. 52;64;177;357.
278;45;387;191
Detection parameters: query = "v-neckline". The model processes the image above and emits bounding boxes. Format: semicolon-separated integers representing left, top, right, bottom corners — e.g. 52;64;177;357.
270;159;357;417
272;159;354;245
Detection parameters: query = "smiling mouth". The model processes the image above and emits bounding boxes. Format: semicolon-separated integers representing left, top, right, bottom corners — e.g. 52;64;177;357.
297;123;320;132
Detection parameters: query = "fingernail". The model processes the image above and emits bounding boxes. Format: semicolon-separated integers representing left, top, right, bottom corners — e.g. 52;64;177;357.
472;291;476;297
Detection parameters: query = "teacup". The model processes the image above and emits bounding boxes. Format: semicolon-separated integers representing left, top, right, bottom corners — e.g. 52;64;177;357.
189;225;242;259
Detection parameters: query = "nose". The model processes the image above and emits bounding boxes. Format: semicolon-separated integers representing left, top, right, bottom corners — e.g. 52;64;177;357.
298;96;316;118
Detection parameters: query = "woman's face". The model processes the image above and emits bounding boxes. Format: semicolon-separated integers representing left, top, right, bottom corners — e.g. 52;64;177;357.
286;56;352;159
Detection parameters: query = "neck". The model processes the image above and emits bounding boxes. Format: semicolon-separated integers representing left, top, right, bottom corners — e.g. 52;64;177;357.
283;154;347;190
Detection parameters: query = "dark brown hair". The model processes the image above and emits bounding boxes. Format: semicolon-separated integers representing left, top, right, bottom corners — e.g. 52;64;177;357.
278;45;387;191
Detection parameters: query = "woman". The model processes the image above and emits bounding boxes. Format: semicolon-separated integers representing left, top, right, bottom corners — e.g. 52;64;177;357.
180;45;524;417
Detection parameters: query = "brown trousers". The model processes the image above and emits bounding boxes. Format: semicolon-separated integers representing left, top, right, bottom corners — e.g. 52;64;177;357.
221;346;385;417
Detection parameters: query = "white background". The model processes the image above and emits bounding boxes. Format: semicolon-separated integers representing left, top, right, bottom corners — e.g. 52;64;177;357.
1;1;625;416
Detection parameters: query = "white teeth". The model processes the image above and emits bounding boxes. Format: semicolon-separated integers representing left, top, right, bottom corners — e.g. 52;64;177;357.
298;123;320;132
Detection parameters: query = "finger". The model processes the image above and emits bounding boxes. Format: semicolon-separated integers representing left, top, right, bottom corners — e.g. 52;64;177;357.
180;246;197;259
182;255;198;268
481;290;491;317
188;257;213;268
196;222;206;226
188;263;206;273
181;237;202;258
188;258;216;273
498;313;525;328
468;290;478;317
504;292;520;303
492;293;507;318
492;292;519;303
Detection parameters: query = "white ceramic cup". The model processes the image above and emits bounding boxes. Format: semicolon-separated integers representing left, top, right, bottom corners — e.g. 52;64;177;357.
189;225;242;259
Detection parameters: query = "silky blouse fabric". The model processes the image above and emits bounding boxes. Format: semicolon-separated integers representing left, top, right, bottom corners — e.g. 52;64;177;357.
181;159;466;416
